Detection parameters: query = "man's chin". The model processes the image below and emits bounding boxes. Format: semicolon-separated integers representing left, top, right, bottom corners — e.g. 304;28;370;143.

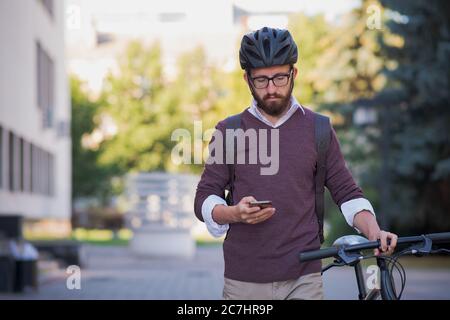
262;103;286;116
254;95;290;116
262;107;284;116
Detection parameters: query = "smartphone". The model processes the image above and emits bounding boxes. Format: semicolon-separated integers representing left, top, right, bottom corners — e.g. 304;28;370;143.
249;200;273;209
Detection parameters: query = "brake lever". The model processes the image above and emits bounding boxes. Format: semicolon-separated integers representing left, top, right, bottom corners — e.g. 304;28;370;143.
337;247;364;266
321;258;346;275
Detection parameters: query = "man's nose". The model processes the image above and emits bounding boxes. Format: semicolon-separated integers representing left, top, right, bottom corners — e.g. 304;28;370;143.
266;79;277;94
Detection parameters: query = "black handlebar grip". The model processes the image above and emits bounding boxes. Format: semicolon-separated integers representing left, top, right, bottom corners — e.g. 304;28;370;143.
427;232;450;242
299;247;339;262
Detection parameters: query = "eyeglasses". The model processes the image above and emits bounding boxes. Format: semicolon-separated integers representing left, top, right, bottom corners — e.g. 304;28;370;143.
250;69;293;89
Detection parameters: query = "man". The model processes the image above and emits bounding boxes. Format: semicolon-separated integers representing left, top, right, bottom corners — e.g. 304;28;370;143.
194;27;398;300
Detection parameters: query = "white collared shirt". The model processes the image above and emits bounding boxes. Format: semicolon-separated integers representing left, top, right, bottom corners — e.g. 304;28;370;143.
201;97;375;237
248;96;305;128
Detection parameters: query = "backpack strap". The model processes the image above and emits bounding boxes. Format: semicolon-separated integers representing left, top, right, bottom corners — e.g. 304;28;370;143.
314;112;331;244
224;113;242;205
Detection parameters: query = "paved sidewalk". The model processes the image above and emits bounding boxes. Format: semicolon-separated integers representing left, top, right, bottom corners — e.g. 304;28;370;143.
0;245;225;300
322;266;450;300
1;244;449;300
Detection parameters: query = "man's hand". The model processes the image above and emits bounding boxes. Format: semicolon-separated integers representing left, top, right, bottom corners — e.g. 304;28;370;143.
369;230;398;256
353;210;398;256
212;196;276;225
232;196;276;224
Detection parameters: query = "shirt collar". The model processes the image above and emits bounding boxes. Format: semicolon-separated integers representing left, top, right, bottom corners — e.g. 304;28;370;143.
247;96;305;128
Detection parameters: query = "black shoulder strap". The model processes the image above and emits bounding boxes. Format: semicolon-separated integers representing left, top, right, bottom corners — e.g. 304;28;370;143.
224;113;242;205
314;112;331;244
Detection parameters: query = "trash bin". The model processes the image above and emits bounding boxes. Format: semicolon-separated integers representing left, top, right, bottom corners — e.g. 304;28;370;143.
0;239;15;292
0;214;39;293
9;240;39;292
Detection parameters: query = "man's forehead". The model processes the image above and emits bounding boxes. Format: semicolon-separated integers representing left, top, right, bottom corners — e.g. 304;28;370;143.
250;64;291;76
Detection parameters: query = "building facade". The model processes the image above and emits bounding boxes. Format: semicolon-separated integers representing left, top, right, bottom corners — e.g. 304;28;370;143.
0;0;71;236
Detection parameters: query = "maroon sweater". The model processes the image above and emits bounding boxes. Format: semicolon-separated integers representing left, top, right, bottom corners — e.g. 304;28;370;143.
194;107;364;282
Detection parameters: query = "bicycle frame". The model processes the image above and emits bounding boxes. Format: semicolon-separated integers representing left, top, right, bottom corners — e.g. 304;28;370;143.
328;252;397;300
355;258;397;300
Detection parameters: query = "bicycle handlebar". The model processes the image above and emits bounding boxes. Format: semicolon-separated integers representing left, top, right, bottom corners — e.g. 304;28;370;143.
299;247;339;262
299;232;450;262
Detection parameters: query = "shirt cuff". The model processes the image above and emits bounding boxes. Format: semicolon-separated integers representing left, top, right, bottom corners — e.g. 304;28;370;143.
201;195;230;238
341;198;376;233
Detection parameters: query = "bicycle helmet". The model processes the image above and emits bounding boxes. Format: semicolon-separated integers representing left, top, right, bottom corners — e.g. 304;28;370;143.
239;26;298;70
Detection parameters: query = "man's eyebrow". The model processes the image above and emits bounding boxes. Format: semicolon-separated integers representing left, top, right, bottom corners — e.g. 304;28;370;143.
252;71;290;78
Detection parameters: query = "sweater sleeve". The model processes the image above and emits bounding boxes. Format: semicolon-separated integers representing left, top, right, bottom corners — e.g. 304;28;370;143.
194;120;230;222
325;126;365;207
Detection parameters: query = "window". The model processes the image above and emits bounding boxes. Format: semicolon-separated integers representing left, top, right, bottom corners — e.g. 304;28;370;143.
29;143;33;193
43;151;49;195
5;133;55;196
0;126;3;189
36;41;54;128
19;137;24;192
22;140;31;193
8;132;15;191
31;144;37;194
35;146;41;194
48;153;54;196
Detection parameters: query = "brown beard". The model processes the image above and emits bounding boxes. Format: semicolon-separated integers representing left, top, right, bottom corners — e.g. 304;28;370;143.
252;87;293;117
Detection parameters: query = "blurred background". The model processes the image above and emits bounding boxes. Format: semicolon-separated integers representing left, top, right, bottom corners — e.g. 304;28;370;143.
0;0;449;299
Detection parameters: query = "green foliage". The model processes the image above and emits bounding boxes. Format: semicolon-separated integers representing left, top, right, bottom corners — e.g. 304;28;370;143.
99;41;186;174
97;42;239;176
71;76;114;201
289;13;332;107
375;0;450;233
311;1;386;112
288;3;389;236
70;1;449;236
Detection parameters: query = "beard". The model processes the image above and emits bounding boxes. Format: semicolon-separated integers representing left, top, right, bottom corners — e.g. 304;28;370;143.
252;86;293;117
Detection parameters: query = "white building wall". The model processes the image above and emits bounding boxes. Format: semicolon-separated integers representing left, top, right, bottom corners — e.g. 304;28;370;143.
0;0;71;222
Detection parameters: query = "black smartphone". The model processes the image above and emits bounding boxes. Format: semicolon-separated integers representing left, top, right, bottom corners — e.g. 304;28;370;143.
249;200;273;209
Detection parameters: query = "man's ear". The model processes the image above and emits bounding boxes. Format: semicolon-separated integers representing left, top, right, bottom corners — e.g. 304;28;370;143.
243;72;249;85
293;67;298;79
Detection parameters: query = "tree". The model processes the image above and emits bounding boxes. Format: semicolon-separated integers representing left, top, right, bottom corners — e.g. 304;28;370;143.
289;3;390;240
98;42;232;176
99;41;176;174
71;76;114;202
375;0;450;233
163;46;231;174
288;13;332;107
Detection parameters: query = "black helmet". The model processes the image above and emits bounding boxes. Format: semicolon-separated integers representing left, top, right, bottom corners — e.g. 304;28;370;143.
239;27;298;70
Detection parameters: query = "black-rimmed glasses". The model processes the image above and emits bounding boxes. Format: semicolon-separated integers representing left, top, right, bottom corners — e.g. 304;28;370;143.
250;68;293;89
